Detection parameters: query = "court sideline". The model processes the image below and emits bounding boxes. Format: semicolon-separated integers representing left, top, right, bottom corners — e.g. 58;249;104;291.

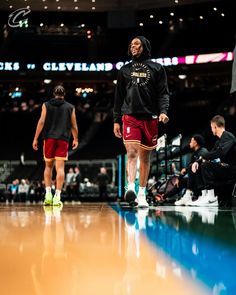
0;203;235;294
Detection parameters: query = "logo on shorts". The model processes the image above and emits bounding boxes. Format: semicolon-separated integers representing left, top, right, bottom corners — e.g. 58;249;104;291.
127;127;131;133
131;63;151;86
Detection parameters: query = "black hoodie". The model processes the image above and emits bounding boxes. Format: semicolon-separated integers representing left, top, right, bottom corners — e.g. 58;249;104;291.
113;36;170;124
42;98;74;142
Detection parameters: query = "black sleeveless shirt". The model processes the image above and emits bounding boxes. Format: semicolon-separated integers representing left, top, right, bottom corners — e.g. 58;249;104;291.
42;98;74;142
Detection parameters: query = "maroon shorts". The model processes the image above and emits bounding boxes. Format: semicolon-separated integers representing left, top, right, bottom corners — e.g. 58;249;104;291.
122;115;158;150
43;138;69;161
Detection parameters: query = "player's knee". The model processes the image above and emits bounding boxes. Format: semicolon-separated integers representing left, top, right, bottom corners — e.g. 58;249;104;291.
127;148;138;159
57;168;64;178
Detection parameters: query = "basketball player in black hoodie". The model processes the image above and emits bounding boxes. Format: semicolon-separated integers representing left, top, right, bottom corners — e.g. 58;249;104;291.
33;86;78;206
113;36;170;207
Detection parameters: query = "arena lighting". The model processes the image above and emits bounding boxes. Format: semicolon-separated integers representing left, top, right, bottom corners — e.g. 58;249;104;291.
0;52;233;72
10;91;22;98
76;87;94;93
43;79;52;84
178;74;187;79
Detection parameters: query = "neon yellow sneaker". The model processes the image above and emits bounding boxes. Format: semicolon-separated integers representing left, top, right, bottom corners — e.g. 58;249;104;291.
43;192;53;206
53;195;63;206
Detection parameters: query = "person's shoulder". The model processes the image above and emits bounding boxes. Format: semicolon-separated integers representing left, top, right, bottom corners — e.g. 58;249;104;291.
200;147;209;153
120;62;132;70
224;130;236;140
65;101;74;108
147;59;163;69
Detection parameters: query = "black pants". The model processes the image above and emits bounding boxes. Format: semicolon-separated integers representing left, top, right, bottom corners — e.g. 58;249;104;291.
99;185;108;200
201;162;232;189
164;169;204;200
201;162;236;207
187;167;205;195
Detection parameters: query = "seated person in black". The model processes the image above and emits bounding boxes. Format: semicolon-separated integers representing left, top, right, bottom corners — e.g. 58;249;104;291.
191;115;236;207
156;134;208;205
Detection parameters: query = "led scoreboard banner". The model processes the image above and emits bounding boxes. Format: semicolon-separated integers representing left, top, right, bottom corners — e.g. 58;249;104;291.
0;52;233;72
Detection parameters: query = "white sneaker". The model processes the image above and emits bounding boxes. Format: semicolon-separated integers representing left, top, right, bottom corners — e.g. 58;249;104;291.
194;189;218;207
137;193;149;208
185;198;197;206
195;196;218;207
188;190;207;206
175;190;192;206
192;195;218;207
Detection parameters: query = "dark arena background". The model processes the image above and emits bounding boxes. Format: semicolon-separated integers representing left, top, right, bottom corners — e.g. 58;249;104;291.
0;1;236;294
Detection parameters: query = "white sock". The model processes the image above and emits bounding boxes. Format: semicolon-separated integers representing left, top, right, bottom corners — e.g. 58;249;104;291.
138;186;146;196
201;189;207;196
46;187;51;194
55;189;61;198
128;182;135;192
207;189;215;199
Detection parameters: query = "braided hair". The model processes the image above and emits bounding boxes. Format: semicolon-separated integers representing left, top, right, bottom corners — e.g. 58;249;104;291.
53;85;66;97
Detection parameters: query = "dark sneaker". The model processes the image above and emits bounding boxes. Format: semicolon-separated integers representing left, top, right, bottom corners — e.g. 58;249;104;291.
124;190;138;207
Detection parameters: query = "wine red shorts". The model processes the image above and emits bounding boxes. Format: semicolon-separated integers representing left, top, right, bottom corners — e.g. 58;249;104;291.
43;138;69;161
122;115;158;150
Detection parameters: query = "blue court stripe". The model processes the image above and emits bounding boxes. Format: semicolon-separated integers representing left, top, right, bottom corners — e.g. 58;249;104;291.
112;205;236;294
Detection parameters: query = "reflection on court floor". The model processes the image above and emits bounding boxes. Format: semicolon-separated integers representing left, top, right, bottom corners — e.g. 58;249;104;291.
0;203;235;294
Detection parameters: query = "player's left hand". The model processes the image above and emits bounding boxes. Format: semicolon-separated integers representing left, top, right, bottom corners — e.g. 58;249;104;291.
159;113;169;124
72;139;79;150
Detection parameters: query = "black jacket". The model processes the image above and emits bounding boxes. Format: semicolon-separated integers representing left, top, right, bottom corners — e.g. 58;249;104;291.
203;130;236;166
190;147;208;165
113;36;170;124
179;146;208;179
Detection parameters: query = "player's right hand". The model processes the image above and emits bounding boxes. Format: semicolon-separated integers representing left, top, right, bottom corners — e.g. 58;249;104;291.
32;139;38;151
191;162;199;173
72;139;79;150
159;113;169;124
